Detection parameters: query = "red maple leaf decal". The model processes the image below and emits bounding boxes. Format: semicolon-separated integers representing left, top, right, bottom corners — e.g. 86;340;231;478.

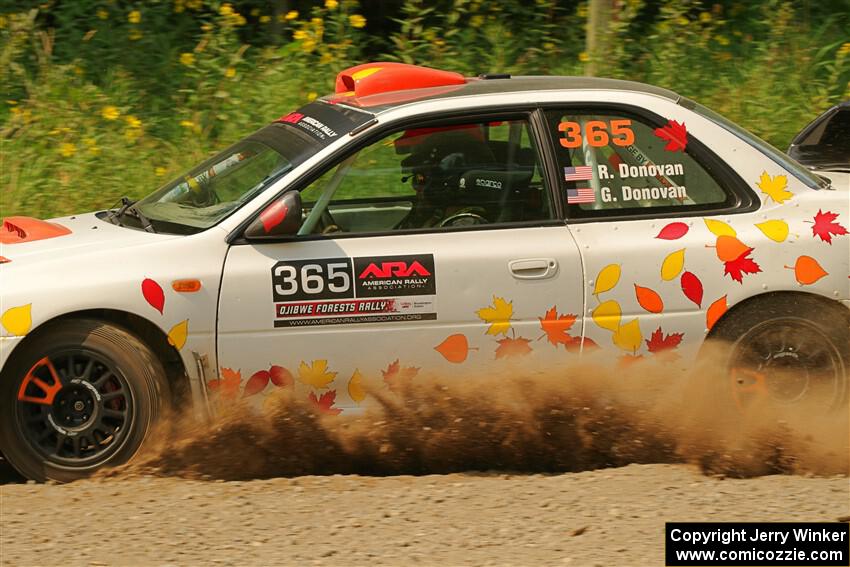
811;209;848;244
309;390;342;415
495;336;533;359
653;119;687;152
723;248;761;283
645;327;684;355
538;306;577;347
382;359;419;392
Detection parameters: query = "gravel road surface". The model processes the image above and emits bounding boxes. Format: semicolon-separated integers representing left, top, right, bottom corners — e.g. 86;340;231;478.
2;464;848;566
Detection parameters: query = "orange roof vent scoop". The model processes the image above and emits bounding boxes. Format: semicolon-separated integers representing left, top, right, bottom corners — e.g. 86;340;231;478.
334;62;466;98
0;216;72;244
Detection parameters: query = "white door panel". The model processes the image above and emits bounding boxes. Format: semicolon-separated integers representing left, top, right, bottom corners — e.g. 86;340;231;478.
217;226;584;411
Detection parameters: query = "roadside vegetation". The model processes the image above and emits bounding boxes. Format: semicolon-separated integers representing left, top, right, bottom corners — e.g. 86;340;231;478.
1;0;848;219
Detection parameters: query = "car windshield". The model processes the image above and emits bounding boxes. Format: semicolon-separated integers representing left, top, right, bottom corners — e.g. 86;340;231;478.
691;102;828;190
131;102;375;233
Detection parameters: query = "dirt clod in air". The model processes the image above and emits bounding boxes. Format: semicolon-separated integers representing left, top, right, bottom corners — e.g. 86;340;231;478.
113;344;849;481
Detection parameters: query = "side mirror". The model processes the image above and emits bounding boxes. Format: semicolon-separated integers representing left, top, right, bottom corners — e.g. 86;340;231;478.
245;191;302;239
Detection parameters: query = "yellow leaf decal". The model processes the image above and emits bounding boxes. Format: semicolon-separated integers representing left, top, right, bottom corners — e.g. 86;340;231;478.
592;300;621;332
612;319;642;353
660;249;685;281
298;359;337;389
757;171;793;204
1;303;32;336
347;369;366;403
476;296;513;336
704;218;736;237
593;264;621;295
754;219;789;242
167;319;189;350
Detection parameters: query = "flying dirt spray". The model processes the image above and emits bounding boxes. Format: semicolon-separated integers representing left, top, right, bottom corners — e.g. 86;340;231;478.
118;343;849;481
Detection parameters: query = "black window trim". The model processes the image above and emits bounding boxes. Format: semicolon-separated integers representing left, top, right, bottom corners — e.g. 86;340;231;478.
536;102;759;224
228;105;566;245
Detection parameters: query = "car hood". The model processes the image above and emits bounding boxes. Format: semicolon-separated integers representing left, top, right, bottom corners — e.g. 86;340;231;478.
0;212;180;265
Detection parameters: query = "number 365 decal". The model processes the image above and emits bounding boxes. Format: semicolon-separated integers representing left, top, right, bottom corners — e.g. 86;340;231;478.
558;119;635;148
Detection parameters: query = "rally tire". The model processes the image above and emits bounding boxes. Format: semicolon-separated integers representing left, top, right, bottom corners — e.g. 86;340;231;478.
0;320;169;482
709;295;850;412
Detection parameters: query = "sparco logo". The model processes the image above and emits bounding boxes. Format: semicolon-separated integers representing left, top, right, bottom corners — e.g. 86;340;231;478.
358;261;432;279
475;177;502;189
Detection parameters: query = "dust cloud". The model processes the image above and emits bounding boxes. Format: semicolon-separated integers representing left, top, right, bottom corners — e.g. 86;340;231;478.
116;344;849;481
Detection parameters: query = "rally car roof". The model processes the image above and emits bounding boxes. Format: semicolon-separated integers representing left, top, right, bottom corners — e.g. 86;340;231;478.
331;75;683;113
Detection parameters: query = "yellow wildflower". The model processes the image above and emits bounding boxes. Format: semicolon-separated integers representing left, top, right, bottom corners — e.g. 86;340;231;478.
319;52;333;64
715;35;730;46
259;15;271;24
84;137;101;155
470;15;484;27
285;10;298;20
186;0;201;9
6;100;17;105
96;9;109;20
102;106;120;121
125;115;142;129
124;128;142;142
201;23;213;32
325;0;338;9
293;29;308;40
578;51;589;62
179;52;196;66
225;66;236;78
675;16;689;26
838;43;850;58
311;17;323;27
174;0;185;14
219;3;234;17
302;39;316;53
349;14;366;28
250;8;260;16
0;15;7;29
59;143;77;158
542;42;555;51
129;28;143;41
180;120;196;129
307;92;318;102
155;166;167;176
699;11;712;23
128;10;141;24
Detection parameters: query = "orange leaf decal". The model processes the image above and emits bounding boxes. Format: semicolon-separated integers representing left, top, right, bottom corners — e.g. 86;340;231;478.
706;296;727;330
714;235;750;262
538;306;577;347
680;271;703;307
269;365;294;388
243;370;270;397
495;336;533;359
653;119;687;152
811;209;847;244
786;255;828;285
382;359;419;391
209;367;242;400
645;327;683;354
618;354;645;368
309;390;343;415
434;334;470;363
634;284;664;314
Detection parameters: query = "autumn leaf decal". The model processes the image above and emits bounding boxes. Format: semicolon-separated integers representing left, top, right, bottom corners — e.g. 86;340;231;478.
382;359;419;392
476;296;513;336
612;319;642;353
755;219;789;243
348;370;366;403
713;235;761;284
757;171;793;204
298;359;337;389
269;365;294;388
653;119;687;152
786;255;828;285
645;327;684;356
680;271;703;307
309;390;343;415
538;306;577;347
706;296;727;330
810;209;848;244
655;222;689;240
141;278;165;314
495;336;533;359
243;370;271;397
634;284;664;314
1;303;32;336
434;334;474;363
208;367;242;400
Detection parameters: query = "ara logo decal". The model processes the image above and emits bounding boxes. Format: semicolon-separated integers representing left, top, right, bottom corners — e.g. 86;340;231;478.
353;254;436;298
358;260;432;279
277;112;304;124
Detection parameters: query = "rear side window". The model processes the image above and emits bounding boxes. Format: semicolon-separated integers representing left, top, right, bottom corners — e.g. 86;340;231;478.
544;109;737;218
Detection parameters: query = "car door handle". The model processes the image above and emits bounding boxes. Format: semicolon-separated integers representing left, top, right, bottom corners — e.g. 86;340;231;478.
508;258;558;280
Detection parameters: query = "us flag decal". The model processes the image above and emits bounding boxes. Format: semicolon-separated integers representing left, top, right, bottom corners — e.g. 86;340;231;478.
567;187;596;204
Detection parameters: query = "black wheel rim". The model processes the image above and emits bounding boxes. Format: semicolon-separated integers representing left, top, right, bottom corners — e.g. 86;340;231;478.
728;318;846;410
14;349;134;468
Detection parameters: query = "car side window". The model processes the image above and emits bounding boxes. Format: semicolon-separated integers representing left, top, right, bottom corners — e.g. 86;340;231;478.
544;109;733;217
297;119;554;235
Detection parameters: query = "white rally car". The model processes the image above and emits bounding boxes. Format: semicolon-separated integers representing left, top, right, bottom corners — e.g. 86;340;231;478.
1;63;848;481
